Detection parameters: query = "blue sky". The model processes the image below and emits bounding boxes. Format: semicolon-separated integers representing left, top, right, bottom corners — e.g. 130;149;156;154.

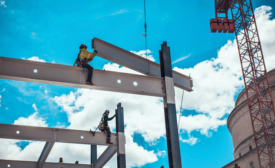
1;0;275;167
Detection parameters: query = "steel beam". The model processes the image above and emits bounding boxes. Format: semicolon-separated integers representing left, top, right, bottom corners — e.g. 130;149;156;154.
0;124;117;146
0;160;91;168
92;38;193;91
92;146;117;168
38;141;55;168
0;56;165;97
91;145;97;165
116;103;126;168
159;42;182;168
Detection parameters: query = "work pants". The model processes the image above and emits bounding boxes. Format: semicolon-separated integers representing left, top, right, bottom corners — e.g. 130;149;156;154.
104;126;111;139
82;63;93;82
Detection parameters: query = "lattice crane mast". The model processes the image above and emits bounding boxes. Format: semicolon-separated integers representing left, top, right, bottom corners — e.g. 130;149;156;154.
210;0;275;167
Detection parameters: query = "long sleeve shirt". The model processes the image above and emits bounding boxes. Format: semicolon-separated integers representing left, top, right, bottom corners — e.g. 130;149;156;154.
103;113;116;126
76;49;97;63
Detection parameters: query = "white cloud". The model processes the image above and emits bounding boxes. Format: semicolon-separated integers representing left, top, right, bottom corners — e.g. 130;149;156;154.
5;107;8;110
156;150;167;157
180;135;198;146
131;49;155;62
172;54;191;64
23;56;46;62
14;112;47;127
31;32;37;38
0;0;7;7
110;9;128;16
1;88;5;92
30;32;43;41
45;90;48;94
32;103;38;111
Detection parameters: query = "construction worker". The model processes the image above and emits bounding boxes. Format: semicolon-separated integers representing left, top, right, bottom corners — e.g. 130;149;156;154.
73;44;98;85
101;110;116;144
59;157;64;163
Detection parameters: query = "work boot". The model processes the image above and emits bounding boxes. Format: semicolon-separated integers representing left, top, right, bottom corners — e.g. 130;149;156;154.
86;80;94;86
107;139;113;144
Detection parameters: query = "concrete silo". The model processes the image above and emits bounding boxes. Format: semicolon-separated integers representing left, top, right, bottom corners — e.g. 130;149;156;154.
223;69;275;168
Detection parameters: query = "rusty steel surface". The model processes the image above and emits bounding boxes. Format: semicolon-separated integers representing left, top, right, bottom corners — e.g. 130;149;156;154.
231;0;275;167
92;38;193;92
0;56;165;97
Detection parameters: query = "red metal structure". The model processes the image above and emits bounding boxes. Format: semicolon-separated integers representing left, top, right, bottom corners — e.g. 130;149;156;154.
210;0;275;167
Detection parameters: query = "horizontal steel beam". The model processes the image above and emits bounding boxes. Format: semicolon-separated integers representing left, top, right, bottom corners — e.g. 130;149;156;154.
0;124;117;146
0;160;90;168
92;38;193;91
92;146;117;168
0;56;165;97
38;141;55;168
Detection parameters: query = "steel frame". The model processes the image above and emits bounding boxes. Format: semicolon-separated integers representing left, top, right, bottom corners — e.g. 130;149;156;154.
92;38;193;92
0;160;91;168
0;38;189;167
159;42;182;168
231;0;275;167
0;123;117;146
0;56;165;97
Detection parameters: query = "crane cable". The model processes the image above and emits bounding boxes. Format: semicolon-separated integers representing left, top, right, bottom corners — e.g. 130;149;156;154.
178;90;184;132
144;0;150;75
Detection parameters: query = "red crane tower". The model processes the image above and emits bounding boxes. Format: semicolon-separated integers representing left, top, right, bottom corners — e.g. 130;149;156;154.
210;0;275;167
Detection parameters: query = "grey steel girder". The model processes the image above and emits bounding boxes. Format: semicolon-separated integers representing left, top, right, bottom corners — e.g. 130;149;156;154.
0;160;91;168
38;141;55;168
92;38;193;91
0;56;165;97
0;124;117;146
92;146;117;168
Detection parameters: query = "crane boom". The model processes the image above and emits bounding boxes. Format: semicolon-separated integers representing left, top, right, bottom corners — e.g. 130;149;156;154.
211;0;275;167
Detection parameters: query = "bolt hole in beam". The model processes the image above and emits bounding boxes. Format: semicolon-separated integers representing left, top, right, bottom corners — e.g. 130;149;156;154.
133;81;138;86
117;79;121;83
80;136;84;139
7;164;10;167
16;131;20;134
33;69;38;73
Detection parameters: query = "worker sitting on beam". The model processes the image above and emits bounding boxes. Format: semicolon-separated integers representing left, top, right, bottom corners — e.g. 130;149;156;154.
73;44;98;85
99;110;116;144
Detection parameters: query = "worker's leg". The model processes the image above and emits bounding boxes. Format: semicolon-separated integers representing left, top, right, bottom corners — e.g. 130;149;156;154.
83;64;94;82
105;126;112;144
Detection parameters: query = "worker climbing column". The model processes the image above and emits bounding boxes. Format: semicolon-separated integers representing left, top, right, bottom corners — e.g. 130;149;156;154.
116;103;126;168
159;42;182;168
91;145;97;165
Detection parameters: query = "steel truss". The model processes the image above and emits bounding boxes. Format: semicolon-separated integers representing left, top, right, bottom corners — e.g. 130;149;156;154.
0;103;126;168
231;0;275;167
0;38;190;168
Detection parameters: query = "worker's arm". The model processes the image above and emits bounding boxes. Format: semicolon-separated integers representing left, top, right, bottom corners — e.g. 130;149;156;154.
108;114;116;121
86;50;98;63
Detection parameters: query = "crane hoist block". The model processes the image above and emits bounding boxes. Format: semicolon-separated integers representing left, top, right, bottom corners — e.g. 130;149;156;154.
210;19;218;33
223;19;228;33
228;19;235;33
217;19;223;33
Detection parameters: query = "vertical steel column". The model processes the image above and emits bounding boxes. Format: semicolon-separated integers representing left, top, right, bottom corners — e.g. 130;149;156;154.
91;145;97;165
159;42;182;168
116;103;126;168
